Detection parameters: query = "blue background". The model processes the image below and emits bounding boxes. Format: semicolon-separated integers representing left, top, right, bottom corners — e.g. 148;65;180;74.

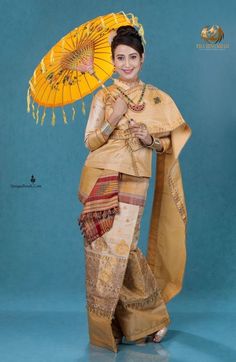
0;0;236;361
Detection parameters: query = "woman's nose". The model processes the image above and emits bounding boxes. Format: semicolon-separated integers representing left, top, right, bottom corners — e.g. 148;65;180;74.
125;58;130;67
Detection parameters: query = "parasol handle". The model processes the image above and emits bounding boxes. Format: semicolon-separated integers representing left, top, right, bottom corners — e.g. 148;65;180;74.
91;72;130;121
91;71;116;100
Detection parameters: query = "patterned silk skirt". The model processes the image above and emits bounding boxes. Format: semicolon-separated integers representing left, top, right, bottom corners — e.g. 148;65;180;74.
78;167;170;352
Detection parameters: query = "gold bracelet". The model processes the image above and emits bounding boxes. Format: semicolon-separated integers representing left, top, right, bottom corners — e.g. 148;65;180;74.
100;120;115;137
145;136;163;151
144;135;154;147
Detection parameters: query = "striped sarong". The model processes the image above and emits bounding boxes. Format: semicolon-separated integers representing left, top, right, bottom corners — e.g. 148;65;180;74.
78;170;119;243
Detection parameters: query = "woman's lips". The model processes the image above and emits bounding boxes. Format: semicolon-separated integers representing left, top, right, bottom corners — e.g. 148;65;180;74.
122;69;134;74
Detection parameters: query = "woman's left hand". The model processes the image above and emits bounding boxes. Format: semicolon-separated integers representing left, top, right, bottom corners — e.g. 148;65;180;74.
128;119;152;146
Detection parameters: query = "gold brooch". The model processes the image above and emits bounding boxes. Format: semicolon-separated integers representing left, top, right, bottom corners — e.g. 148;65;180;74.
153;96;161;104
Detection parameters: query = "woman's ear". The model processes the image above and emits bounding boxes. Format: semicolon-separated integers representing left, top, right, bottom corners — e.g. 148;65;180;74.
141;53;145;63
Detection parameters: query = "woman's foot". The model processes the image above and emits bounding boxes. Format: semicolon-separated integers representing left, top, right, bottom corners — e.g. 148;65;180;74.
153;326;168;343
115;336;123;345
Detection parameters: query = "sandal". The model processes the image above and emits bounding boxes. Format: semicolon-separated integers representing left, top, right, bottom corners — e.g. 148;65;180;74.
115;336;123;345
153;326;168;343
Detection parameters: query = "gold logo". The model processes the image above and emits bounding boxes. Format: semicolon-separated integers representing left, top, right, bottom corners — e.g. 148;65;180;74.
200;25;224;43
196;24;229;50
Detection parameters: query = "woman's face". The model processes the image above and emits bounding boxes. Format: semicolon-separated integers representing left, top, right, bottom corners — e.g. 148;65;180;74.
112;44;144;82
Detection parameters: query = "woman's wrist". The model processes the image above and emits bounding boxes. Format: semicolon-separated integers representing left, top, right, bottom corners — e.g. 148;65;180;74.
109;112;122;126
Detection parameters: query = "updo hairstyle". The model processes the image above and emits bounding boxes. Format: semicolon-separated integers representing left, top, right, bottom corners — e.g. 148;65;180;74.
111;25;144;59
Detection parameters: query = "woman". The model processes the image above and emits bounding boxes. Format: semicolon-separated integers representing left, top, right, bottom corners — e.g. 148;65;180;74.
78;25;192;352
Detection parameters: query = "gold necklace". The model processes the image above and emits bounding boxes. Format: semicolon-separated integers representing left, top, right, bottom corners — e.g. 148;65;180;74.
115;84;146;112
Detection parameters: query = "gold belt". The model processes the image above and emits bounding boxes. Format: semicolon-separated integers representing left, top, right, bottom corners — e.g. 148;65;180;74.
110;129;144;177
110;129;144;150
109;129;135;139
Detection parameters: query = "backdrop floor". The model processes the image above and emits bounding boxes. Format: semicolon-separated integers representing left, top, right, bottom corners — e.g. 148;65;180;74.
0;293;235;362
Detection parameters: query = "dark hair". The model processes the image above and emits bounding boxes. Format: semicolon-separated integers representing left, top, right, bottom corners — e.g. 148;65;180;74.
111;25;144;59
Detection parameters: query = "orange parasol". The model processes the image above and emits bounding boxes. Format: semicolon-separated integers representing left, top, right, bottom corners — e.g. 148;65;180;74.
27;11;145;126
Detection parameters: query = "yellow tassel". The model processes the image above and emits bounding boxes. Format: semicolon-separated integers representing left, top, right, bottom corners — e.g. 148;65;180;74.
120;11;129;23
51;109;56;126
36;106;39;124
82;100;86;115
32;102;36;119
41;58;46;73
127;13;137;26
138;25;146;45
112;13;118;24
29;80;35;94
72;106;76;121
100;15;105;29
41;108;46;126
27;87;31;113
62;108;67;124
127;13;146;45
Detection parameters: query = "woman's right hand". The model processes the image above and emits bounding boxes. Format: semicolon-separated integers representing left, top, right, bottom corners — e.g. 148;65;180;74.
110;95;128;124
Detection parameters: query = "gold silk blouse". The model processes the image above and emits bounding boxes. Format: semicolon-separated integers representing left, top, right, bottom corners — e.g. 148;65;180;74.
84;78;173;177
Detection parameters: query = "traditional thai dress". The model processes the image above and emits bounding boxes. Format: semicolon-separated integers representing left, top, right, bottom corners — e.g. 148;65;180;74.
77;78;192;352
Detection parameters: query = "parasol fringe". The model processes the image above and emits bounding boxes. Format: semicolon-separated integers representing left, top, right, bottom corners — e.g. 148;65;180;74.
36;106;40;124
72;106;76;121
29;80;35;94
32;102;36;120
138;24;146;45
82;99;86;115
33;70;37;84
41;58;46;73
62;108;68;124
100;16;106;29
41;108;46;126
127;13;146;45
112;13;119;24
27;87;31;113
120;11;130;23
51;109;56;126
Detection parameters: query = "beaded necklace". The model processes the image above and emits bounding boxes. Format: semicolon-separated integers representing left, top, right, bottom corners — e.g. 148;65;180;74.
115;84;146;112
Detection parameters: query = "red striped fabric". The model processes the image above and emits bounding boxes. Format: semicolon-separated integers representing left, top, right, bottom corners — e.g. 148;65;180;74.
78;172;119;243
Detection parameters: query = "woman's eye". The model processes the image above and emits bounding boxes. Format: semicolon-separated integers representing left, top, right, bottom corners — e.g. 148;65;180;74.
117;57;123;61
131;55;137;59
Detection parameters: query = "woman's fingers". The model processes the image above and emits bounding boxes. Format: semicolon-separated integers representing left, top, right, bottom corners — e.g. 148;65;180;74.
134;133;147;139
129;124;150;141
131;130;145;134
111;95;128;118
131;132;148;141
129;124;147;134
129;125;140;131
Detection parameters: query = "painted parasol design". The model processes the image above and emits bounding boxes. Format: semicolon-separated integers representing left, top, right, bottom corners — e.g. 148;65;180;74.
27;11;145;126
